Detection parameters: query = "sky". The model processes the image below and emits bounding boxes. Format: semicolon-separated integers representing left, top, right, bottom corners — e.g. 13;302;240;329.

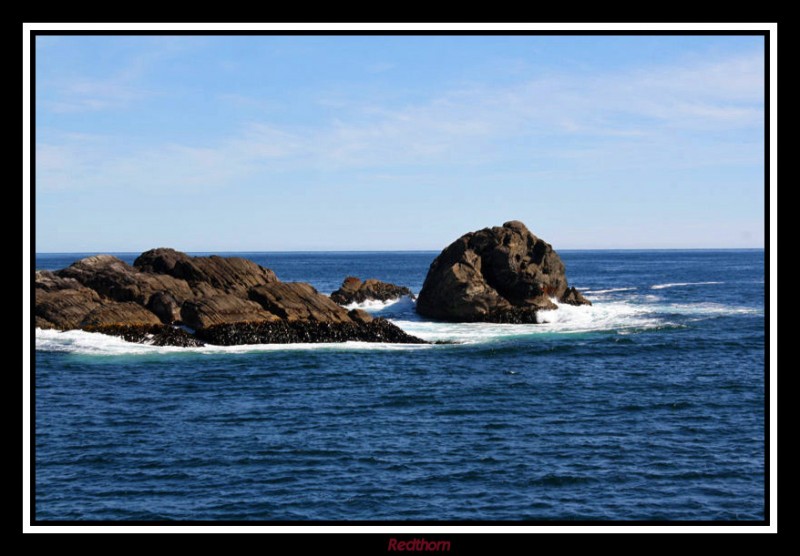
34;35;766;252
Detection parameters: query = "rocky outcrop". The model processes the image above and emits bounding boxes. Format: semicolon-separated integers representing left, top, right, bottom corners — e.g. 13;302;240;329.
330;276;415;305
36;249;426;346
416;221;591;323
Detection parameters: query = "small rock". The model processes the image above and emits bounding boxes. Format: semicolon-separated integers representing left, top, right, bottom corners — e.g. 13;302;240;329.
330;276;415;305
347;308;374;323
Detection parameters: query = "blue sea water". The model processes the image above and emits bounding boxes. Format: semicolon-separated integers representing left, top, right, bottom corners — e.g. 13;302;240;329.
34;250;765;521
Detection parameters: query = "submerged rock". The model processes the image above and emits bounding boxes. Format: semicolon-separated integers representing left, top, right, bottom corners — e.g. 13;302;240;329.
36;249;427;346
330;276;415;305
416;221;591;322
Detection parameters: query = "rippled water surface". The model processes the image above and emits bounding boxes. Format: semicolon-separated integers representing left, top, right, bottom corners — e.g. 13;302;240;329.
34;250;765;520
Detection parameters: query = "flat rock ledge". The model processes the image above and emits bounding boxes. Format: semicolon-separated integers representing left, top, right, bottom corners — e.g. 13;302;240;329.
36;248;427;347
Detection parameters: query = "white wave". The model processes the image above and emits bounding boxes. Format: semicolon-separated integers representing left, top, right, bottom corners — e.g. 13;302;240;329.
640;294;663;302
393;300;664;343
36;295;762;354
35;328;432;356
651;281;724;290
582;287;636;294
341;295;415;312
661;302;762;316
393;297;761;344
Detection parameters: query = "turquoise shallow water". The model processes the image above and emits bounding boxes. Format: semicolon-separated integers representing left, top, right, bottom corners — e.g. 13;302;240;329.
34;250;765;521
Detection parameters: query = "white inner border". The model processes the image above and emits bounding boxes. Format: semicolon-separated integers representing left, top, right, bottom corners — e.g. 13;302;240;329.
22;21;778;534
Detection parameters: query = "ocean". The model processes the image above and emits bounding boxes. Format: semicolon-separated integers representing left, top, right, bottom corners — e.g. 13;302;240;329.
33;250;766;521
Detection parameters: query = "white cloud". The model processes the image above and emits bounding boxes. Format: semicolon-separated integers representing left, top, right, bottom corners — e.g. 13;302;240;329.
39;37;198;114
45;79;150;113
36;51;764;191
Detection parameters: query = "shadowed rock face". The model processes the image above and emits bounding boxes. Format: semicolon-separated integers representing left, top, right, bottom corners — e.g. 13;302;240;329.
416;221;591;323
330;277;415;305
36;249;426;346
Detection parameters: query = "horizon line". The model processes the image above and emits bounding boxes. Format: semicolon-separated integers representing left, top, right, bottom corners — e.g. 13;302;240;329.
35;246;767;255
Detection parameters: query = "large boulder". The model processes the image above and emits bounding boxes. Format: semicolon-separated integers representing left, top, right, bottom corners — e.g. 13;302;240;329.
416;221;590;322
329;276;415;305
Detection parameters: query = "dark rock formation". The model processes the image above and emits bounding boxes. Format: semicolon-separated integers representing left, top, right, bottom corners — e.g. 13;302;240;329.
195;317;422;346
330;276;415;305
36;249;426;346
416;221;591;322
560;286;592;306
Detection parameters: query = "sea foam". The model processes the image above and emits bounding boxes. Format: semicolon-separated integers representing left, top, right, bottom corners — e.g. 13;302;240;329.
393;299;664;343
340;296;415;312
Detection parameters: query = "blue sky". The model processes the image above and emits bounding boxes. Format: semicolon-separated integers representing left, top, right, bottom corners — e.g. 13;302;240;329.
35;35;765;251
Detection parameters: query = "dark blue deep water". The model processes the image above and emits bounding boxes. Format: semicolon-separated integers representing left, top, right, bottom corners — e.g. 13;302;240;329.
34;250;765;521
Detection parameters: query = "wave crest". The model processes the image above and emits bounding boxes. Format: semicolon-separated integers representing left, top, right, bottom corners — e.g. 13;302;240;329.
651;281;723;290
